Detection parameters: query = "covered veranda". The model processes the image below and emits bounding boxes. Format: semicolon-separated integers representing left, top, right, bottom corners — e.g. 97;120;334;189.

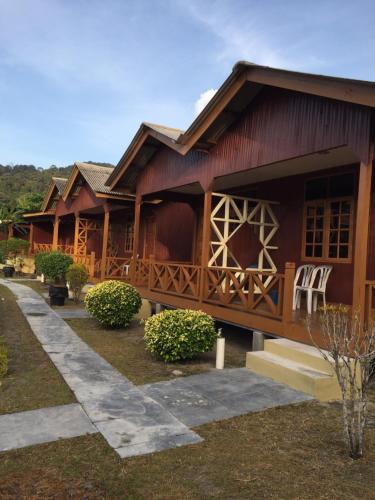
126;145;372;347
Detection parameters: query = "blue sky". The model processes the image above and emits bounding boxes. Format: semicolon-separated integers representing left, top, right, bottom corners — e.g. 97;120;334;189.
1;0;374;168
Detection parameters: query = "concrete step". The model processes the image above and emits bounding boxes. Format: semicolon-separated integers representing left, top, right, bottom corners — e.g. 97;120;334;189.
246;351;341;401
264;338;335;375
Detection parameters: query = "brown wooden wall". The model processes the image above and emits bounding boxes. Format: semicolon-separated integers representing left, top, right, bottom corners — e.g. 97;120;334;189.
139;201;196;262
136;87;371;196
33;221;53;244
55;185;105;217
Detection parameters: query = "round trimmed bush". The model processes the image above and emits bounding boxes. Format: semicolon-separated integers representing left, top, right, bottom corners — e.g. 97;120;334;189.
84;280;142;328
144;309;218;362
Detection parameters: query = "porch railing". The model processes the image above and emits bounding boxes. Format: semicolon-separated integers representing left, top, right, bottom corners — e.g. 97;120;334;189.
105;256;132;280
365;280;375;327
33;242;53;253
131;259;295;323
149;262;201;300
57;244;74;255
202;266;284;319
33;243;74;255
73;252;96;279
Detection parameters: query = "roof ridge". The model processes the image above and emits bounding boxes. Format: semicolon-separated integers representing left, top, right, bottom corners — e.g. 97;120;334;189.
143;122;185;133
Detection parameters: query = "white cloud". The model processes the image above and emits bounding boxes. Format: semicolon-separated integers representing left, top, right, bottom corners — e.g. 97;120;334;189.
181;0;327;72
194;88;217;116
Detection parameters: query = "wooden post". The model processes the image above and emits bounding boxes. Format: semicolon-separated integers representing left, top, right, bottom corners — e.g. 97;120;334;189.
100;208;110;281
352;159;373;322
52;217;60;251
199;188;212;302
282;262;295;324
131;196;141;284
148;254;155;290
89;251;95;279
73;213;80;255
28;223;34;255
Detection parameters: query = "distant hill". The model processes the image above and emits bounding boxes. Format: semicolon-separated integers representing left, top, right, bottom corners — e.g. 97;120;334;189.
0;162;114;209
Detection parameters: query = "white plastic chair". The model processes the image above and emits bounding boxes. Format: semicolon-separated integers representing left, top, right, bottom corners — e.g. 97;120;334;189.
306;265;332;314
293;265;315;311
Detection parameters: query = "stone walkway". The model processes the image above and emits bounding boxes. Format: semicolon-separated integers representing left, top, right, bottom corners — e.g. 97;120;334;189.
0;404;96;452
0;279;313;459
0;280;202;458
141;369;313;427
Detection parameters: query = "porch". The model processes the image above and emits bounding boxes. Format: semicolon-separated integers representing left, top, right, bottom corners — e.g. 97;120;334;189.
123;154;374;348
30;207;134;282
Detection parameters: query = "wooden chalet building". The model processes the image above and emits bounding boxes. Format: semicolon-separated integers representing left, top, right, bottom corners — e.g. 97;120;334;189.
25;163;135;280
105;62;375;347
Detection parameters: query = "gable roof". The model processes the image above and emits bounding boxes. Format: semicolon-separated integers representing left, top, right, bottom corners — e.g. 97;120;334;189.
53;177;68;195
62;162;134;201
107;61;375;191
40;176;68;212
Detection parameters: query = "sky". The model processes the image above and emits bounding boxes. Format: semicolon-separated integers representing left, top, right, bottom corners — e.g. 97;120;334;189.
1;0;375;168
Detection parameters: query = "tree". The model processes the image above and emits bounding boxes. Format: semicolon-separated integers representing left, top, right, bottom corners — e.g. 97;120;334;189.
0;206;26;238
307;305;375;459
16;192;44;212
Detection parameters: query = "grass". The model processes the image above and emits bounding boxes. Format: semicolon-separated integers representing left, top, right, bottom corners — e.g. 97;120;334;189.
0;285;75;414
0;401;374;499
66;316;248;385
2;279;375;497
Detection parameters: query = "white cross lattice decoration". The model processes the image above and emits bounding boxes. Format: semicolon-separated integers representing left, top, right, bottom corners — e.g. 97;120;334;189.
209;193;279;283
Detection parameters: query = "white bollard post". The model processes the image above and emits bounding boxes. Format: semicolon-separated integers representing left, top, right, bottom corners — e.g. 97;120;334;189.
216;330;225;369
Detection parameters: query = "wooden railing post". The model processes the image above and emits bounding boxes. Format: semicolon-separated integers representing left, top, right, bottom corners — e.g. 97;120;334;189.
73;213;80;255
282;262;295;324
148;255;155;290
365;282;372;329
89;251;95;279
100;208;110;281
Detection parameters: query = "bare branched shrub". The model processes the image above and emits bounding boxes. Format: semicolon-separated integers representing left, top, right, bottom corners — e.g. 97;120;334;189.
306;305;375;459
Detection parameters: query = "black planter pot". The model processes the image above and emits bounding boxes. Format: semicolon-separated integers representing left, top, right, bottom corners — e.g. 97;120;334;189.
49;284;68;306
2;266;15;278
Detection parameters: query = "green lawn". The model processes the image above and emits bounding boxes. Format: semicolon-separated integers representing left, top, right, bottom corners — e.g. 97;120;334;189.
1;280;374;498
0;285;75;414
0;401;374;499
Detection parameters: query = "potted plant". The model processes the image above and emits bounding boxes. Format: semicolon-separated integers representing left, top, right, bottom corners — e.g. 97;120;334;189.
42;251;73;306
0;238;29;277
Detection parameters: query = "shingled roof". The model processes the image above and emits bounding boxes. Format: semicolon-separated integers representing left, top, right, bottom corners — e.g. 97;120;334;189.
53;177;68;195
63;162;134;201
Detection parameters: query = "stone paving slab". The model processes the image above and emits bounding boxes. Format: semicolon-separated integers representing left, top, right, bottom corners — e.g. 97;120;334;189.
0;279;202;457
0;404;97;452
140;368;313;427
56;309;91;319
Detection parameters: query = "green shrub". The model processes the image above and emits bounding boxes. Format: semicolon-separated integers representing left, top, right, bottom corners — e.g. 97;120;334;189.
66;263;88;303
0;342;8;378
144;309;218;362
0;237;29;260
34;251;50;275
0;249;5;264
85;280;142;328
42;251;73;284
